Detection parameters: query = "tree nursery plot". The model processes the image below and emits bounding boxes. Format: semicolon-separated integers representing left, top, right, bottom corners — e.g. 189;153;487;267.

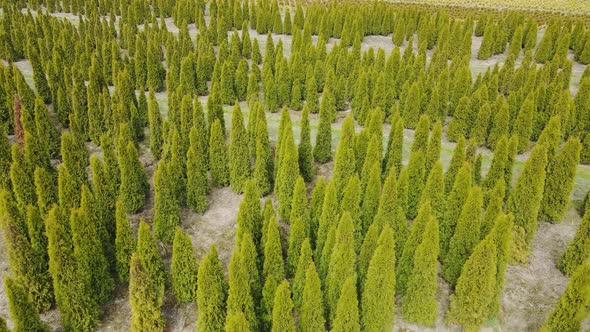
1;0;590;331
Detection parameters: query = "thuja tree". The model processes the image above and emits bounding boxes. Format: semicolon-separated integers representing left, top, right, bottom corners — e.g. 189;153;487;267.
209;119;230;187
115;199;136;282
539;137;581;222
326;212;357;322
443;186;483;287
153;159;181;243
171;227;198;303
136;221;166;308
440;162;472;256
271;280;295;332
226;243;258;331
543;262;590;332
229;103;250;193
129;253;165;332
559;209;590;276
46;206;99;331
197;245;227;332
187;126;209;213
276;121;300;221
287;177;310;276
402;215;439;326
331;277;360;332
299;263;325;332
236;180;263;249
119;142;148;213
447;236;497;331
299;105;314;182
0;190;53;312
5;277;50;332
314;90;333;163
507;144;547;260
361;226;396;332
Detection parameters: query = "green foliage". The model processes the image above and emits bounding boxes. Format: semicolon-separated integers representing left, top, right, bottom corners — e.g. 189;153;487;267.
487;102;509;150
197;245;227;332
332;116;356;201
287;177;310;275
540;137;581;222
0;190;53;312
560;208;590;276
129;254;165;332
46;206;99;332
444;137;466;194
340;175;362;251
361;163;381;236
11;144;36;210
361;226;396;332
115;199;136;282
137;221;166;307
513;94;535;153
254;105;273;195
240;232;262;311
71;189;114;305
292;238;312;310
300;263;326;332
209;120;230;187
507;144;548;259
225;312;251;332
226;243;258;331
384;116;404;176
314;91;332;163
298;105;314;182
236;180;262;251
153;159;180;243
402;215;439;326
407;150;426;220
443;186;483;287
420;161;445;222
543;262;590;332
447;236;497;331
447;96;471;142
271;280;295;332
5;277;49;332
187;126;209;213
441;162;472;256
119;142;148;213
148;91;163;159
276;120;299;221
171;228;198;303
397;201;431;296
331;277;360;332
229;104;250;192
482;180;506;238
327;212;357;322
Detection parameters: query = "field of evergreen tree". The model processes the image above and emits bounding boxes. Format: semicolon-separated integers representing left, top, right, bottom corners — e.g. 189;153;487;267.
0;0;590;331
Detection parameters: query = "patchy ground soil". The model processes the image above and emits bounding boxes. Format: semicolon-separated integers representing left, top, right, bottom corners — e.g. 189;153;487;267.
1;9;590;332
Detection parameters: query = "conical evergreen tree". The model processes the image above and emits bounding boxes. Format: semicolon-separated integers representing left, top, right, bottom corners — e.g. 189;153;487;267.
71;189;114;305
543;261;590;332
507;144;548;259
153;159;181;243
129;254;165;332
0;190;53;311
444;137;466;194
397;201;432;296
327;212;357;321
316;181;338;259
137;221;166;305
441;162;472;256
314;92;333;163
236;180;262;250
540;137;581;222
481;180;506;238
299;105;314;182
513;94;535;153
148;91;163;159
209;119;230;187
119;142;148;213
447;236;497;330
384;116;403;176
559;208;590;276
287;177;310;276
171;227;198;303
276;121;299;221
402;215;439;326
197;245;227;332
331;277;360;332
46;206;99;331
262;214;285;329
407;149;426;220
340;175;362;251
254;106;273;195
361;226;396;332
271;280;295;332
115;199;136;282
443;186;483;287
300;263;326;332
361;163;381;236
229;103;250;192
240;232;262;311
187;127;209;213
292;238;312;310
332;116;356;201
420;162;445;222
226;244;258;331
5;277;49;332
